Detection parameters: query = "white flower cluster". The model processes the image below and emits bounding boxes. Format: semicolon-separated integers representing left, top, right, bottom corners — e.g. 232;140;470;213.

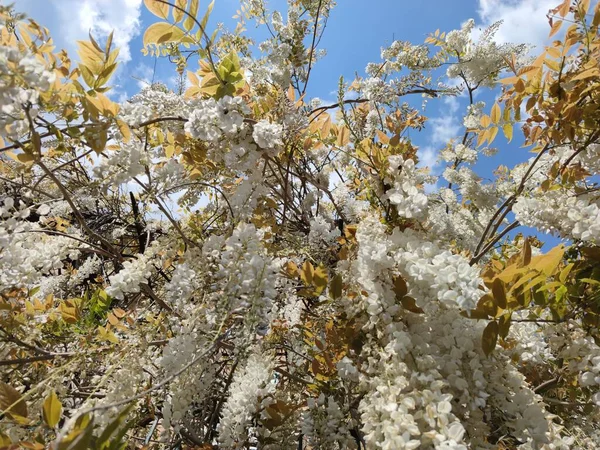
185;96;248;142
308;215;341;247
445;20;528;87
332;183;370;222
462;101;486;130
105;252;153;300
68;255;101;288
547;322;600;407
440;143;478;164
389;228;483;311
1;198;82;290
202;223;279;333
513;190;600;243
361;77;397;103
301;394;352;448
379;40;438;72
118;101;153;127
128;84;188;120
385;155;429;220
93;140;148;188
252;120;284;150
218;350;275;448
163;261;198;315
0;46;55;138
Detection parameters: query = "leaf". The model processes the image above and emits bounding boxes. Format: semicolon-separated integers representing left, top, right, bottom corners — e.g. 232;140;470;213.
401;296;423;314
329;274;343;300
184;0;199;32
491;103;501;124
144;0;169;19
283;261;299;278
116;119;131;142
57;415;94;450
571;67;600;81
549;20;563;37
97;404;134;449
42;391;62;428
480;114;491;128
94;63;118;88
530;244;565;276
498;314;511;339
337;126;350;146
392;275;408;299
502;123;513;142
200;0;215;32
482;320;499;356
172;0;187;22
300;261;314;286
492;278;507;309
521;237;532;266
0;382;28;419
488;126;498;144
312;265;328;295
143;22;186;46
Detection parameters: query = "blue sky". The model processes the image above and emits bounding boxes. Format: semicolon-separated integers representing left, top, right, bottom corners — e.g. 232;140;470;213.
14;0;562;247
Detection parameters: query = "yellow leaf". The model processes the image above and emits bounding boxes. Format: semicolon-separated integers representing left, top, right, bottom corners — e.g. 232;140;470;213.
143;22;186;46
116;119;131;142
480;114;491;128
502;123;513;142
521;237;532;266
144;0;169;19
320;114;332;138
490;103;501;124
329;274;343;299
530;244;565;276
336;125;350;146
172;0;187;22
376;129;390;144
482;320;499;356
492;278;507;309
42;391;62;428
0;382;28;420
313;264;328;295
571;67;600;81
300;261;314;286
545;57;560;72
184;0;199;32
488;126;498;144
549;20;563;37
187;70;200;86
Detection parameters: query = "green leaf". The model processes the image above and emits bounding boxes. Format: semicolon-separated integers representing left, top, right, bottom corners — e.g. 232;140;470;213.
42;391;62;428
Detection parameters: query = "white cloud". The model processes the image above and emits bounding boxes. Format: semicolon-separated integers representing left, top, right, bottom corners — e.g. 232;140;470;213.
15;0;143;63
132;62;155;89
476;0;556;51
428;115;461;145
418;146;438;170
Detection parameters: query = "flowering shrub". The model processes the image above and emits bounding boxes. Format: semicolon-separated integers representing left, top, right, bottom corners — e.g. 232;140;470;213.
1;0;600;448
